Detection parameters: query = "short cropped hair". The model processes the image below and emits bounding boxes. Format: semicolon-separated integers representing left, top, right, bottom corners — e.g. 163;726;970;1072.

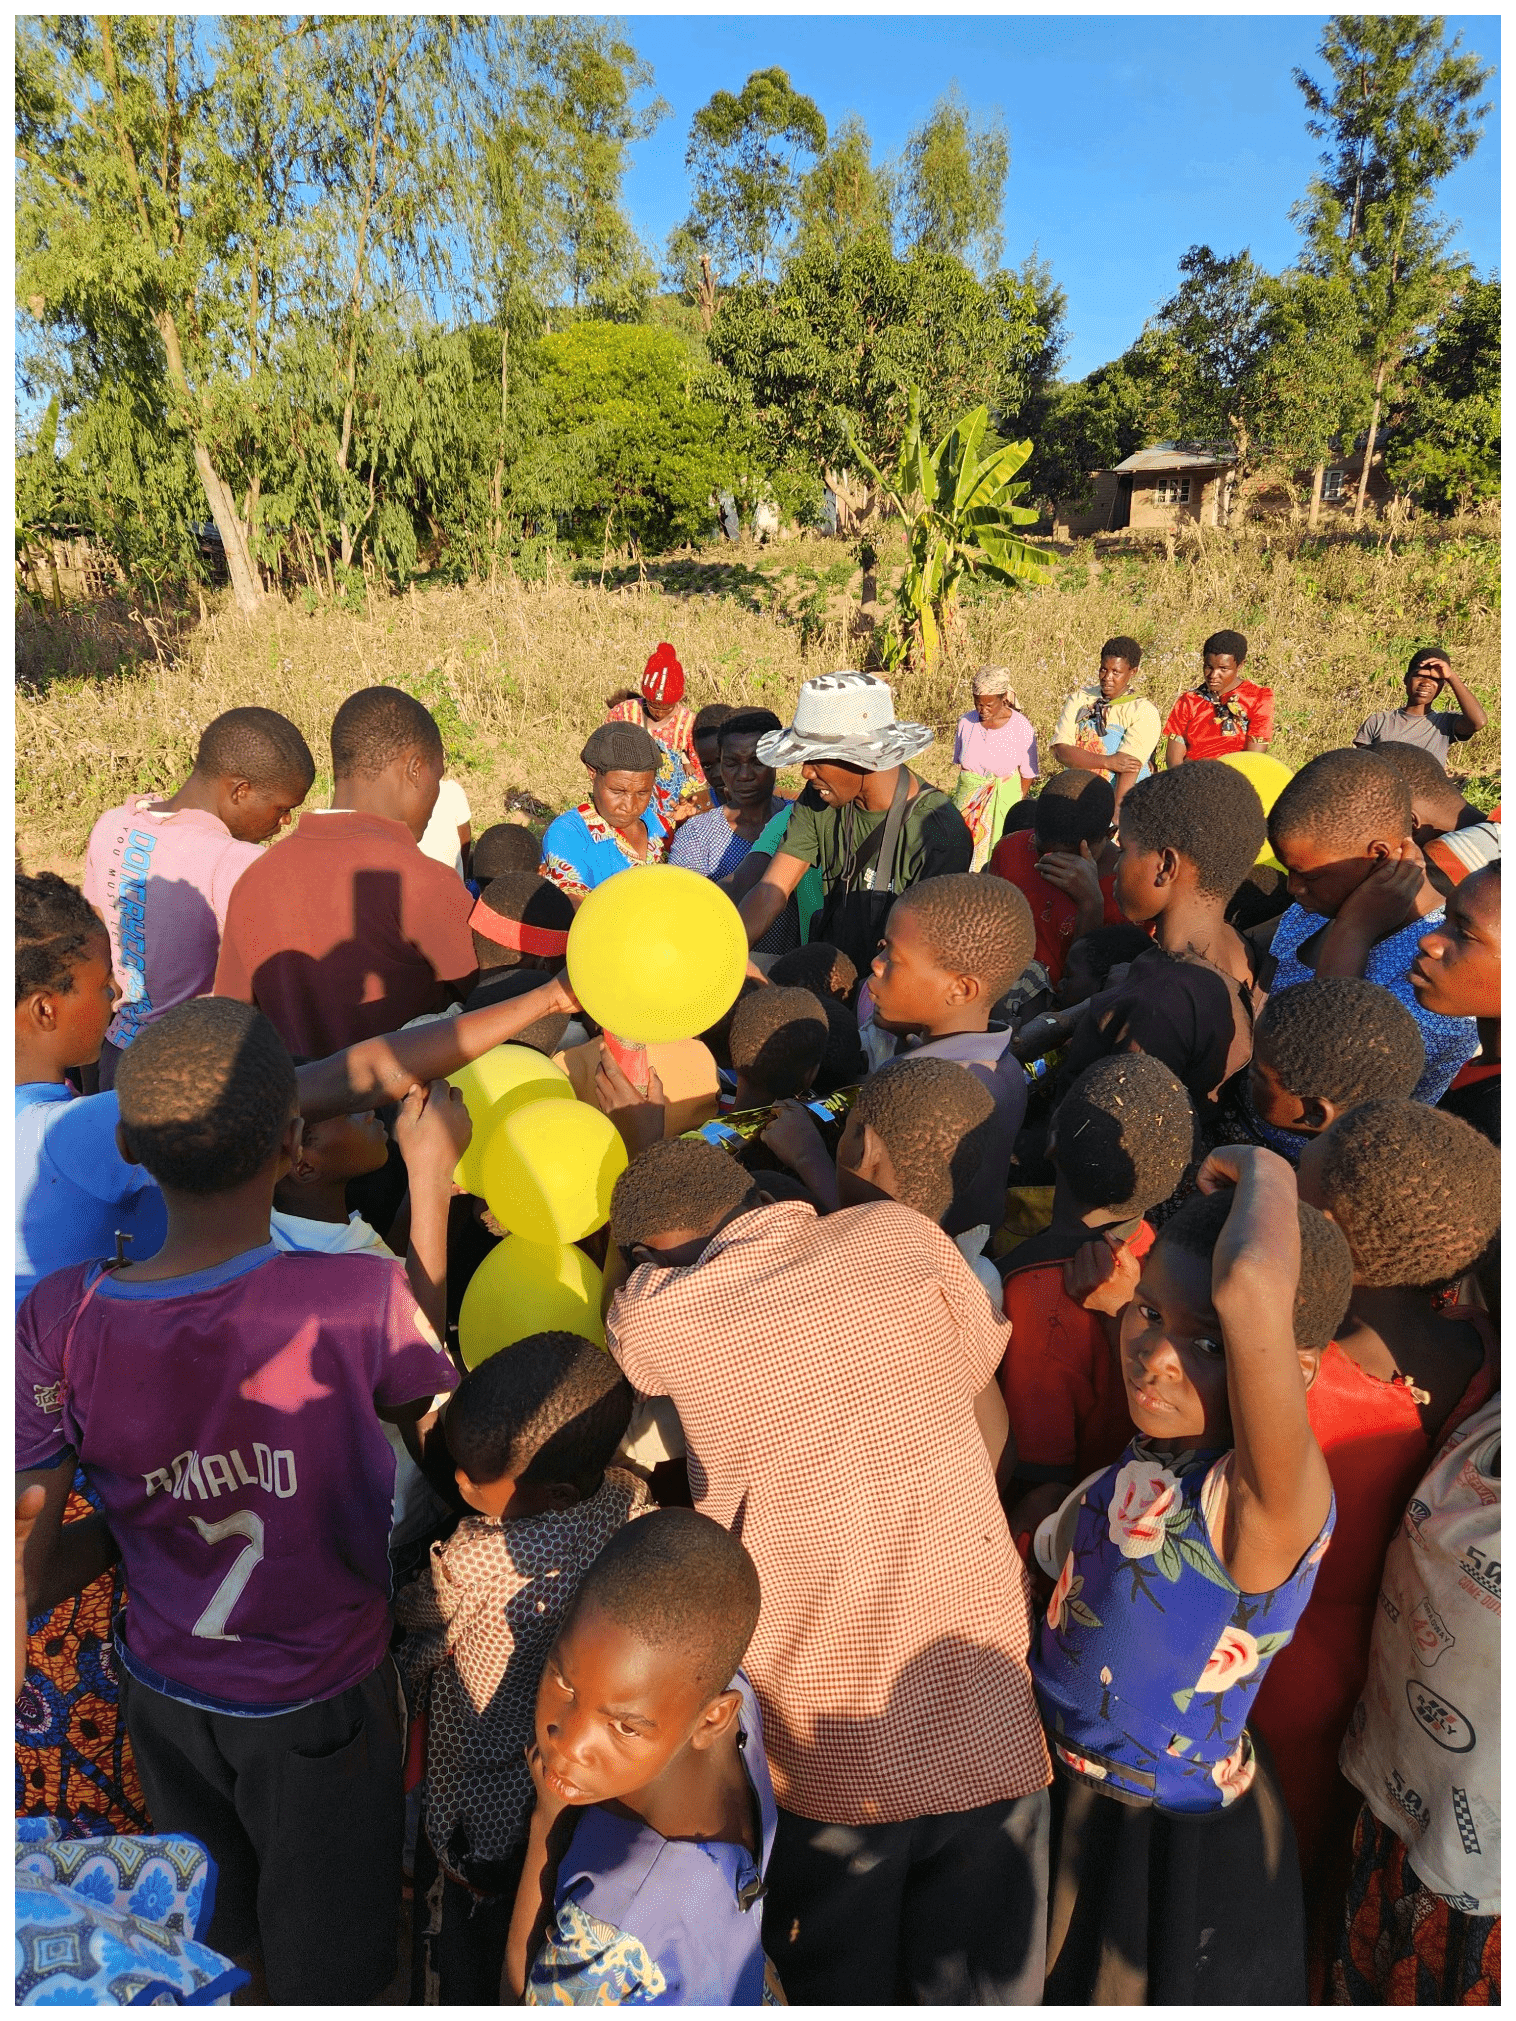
1372;742;1464;814
1052;1055;1196;1216
1407;646;1450;680
472;823;542;881
115;999;296;1195
1101;635;1142;668
815;996;867;1091
1120;760;1266;900
1312;1099;1501;1290
853;1057;997;1225
196;708;315;794
693;703;738;741
1034;770;1116;851
444;1332;632;1495
1066;923;1153;991
330;686;443;779
581;722;659;775
569;1508;761;1699
717;709;783;749
472;872;574;972
767;942;858;1002
1269;748;1412;856
1254;980;1425;1109
1160;1190;1353;1350
893;874;1034;1002
16;872;108;1002
1202;629;1248;663
729;986;829;1099
609;1137;757;1251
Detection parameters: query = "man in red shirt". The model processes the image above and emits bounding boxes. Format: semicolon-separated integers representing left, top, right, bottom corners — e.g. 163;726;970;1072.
1163;628;1274;765
987;771;1126;987
214;687;476;1057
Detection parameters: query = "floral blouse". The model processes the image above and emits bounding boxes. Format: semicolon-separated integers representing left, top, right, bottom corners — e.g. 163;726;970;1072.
1032;1439;1334;1815
541;802;670;904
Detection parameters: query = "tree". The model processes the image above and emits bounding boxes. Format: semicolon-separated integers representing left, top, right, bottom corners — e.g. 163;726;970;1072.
1024;339;1178;513
1294;15;1493;526
793;114;892;263
672;68;827;291
1385;275;1500;512
893;89;1008;276
1153;245;1272;517
1251;269;1371;525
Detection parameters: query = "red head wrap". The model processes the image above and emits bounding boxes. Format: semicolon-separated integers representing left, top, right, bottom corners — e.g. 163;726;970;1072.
641;642;684;707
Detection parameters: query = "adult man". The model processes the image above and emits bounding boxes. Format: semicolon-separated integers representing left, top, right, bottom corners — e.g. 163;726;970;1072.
739;672;972;974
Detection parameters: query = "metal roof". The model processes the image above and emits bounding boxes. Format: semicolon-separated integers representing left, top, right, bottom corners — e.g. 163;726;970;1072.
1111;444;1233;474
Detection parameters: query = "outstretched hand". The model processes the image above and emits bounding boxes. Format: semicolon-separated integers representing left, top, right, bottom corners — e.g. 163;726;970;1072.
395;1079;472;1183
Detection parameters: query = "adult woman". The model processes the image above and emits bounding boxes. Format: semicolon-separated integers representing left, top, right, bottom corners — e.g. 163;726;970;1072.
670;709;787;881
606;643;704;827
952;667;1039;870
540;723;669;905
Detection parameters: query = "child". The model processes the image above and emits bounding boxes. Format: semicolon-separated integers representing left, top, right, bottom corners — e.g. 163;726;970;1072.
396;1334;651;2004
863;872;1034;1233
1225;975;1425;1161
1252;1098;1500;1900
470;821;543;884
691;702;739;800
605;643;704;826
1033;1149;1353;2003
1265;746;1478;1101
1163;628;1274;765
1352;644;1487;766
462;871;577;1051
1413;859;1500;1142
1371;739;1500;893
727;984;830;1110
987;770;1125;988
214;685;477;1057
1050;634;1163;809
1056;921;1154;1010
767;940;858;1004
506;1509;774;2005
15;997;467;2003
84;707;315;1086
999;1055;1197;1501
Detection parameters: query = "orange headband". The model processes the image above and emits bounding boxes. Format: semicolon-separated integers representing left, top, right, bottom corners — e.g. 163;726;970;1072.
469;896;569;957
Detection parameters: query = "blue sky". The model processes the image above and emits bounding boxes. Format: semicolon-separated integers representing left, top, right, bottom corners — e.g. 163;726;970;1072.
618;14;1502;379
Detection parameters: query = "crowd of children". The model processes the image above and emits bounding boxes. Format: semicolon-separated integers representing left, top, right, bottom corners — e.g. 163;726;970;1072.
14;625;1498;2009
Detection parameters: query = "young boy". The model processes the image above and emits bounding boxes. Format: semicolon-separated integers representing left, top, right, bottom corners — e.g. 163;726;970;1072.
987;771;1125;987
726;984;830;1110
863;872;1035;1233
214;685;477;1057
84;707;315;1087
1163;628;1274;765
470;821;543;884
396;1333;651;2003
1352;645;1487;767
766;940;858;1004
506;1509;773;2005
1223;975;1425;1161
998;1055;1196;1504
14;998;467;2003
462;871;577;1047
1050;635;1163;809
1265;746;1478;1102
1371;740;1500;894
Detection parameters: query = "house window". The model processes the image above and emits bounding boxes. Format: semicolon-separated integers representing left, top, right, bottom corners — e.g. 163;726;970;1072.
1154;475;1191;505
1322;468;1345;500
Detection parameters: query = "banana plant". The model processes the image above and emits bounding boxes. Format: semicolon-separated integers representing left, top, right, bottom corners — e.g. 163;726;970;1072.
849;388;1049;669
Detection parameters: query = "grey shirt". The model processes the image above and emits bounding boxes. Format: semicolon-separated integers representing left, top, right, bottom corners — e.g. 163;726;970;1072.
1353;708;1472;768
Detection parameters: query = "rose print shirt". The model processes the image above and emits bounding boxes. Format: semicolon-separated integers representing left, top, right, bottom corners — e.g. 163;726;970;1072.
1031;1438;1334;1815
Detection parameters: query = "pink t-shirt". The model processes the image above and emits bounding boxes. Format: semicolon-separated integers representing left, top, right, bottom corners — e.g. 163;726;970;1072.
15;1244;458;1711
84;797;262;1048
953;710;1039;780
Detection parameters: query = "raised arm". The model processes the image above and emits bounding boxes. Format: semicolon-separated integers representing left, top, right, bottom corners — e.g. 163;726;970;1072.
1197;1146;1330;1593
1439;665;1487;739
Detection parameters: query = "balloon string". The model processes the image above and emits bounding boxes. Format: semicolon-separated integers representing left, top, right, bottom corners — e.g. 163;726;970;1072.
602;1030;653;1094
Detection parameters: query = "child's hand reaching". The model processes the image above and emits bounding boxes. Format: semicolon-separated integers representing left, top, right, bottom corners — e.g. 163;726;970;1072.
761;1101;840;1209
542;970;582;1018
395;1079;472;1184
1063;1232;1141;1316
595;1048;666;1157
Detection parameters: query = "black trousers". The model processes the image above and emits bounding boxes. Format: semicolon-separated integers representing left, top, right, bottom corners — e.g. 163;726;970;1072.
119;1657;405;2005
410;1826;527;2005
763;1789;1050;2004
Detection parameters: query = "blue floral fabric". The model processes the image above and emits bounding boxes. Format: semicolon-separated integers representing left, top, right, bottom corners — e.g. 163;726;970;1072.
1032;1439;1333;1816
1267;907;1477;1104
15;1819;246;2004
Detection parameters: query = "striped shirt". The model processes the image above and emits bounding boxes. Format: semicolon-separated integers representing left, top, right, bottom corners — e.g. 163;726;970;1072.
606;1198;1050;1824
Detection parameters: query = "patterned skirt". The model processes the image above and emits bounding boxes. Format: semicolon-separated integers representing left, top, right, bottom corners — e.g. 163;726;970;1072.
16;1473;148;1838
1329;1804;1500;2005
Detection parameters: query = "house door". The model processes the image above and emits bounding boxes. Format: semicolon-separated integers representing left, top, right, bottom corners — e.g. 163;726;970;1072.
1110;475;1132;530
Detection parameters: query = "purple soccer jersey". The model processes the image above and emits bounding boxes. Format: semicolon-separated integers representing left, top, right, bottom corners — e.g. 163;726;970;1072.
16;1244;457;1711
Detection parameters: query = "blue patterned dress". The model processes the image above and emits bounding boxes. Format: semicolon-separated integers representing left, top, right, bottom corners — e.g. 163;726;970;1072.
1032;1439;1334;1815
1267;906;1477;1105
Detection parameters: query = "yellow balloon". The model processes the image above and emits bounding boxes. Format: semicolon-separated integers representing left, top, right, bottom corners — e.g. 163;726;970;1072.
479;1097;628;1245
1219;750;1295;870
457;1235;605;1370
446;1046;574;1194
567;863;748;1044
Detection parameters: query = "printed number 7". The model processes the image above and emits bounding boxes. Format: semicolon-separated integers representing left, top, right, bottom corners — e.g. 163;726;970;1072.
189;1510;265;1641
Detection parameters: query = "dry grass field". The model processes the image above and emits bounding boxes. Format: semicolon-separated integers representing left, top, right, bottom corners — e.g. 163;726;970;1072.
16;510;1499;877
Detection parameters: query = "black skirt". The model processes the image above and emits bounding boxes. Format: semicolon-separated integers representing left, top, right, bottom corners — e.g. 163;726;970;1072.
1044;1733;1308;2005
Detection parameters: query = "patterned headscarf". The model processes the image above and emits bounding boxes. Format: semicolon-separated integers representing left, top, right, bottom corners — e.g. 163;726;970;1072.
972;666;1018;708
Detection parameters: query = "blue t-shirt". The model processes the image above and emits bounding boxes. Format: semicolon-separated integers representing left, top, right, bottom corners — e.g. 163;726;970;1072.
15;1084;166;1309
525;1672;777;2006
540;802;671;903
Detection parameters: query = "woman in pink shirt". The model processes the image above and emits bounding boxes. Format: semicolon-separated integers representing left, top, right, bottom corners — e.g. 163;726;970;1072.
953;666;1039;870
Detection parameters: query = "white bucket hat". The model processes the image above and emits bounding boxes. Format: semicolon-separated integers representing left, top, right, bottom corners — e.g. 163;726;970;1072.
756;671;935;772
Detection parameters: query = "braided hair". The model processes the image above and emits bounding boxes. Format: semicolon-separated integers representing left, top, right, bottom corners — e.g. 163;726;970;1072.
16;872;108;1002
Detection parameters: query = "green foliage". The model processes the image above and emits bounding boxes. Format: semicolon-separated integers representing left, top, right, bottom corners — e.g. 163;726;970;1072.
893;89;1009;276
672;67;827;288
793;114;893;263
1023;336;1178;510
1386;278;1500;512
851;390;1049;668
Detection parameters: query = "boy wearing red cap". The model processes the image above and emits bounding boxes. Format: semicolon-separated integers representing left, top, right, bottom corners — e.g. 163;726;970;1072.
606;645;703;827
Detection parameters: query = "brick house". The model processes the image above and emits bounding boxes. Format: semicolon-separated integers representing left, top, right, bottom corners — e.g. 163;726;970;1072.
1053;441;1391;538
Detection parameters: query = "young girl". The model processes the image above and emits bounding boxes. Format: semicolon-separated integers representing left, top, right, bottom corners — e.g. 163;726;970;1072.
1031;1145;1353;2003
952;665;1039;870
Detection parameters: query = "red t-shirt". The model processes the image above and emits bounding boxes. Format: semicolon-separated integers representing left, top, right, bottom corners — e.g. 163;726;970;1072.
987;829;1126;984
213;809;476;1057
998;1220;1155;1481
1162;680;1275;759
